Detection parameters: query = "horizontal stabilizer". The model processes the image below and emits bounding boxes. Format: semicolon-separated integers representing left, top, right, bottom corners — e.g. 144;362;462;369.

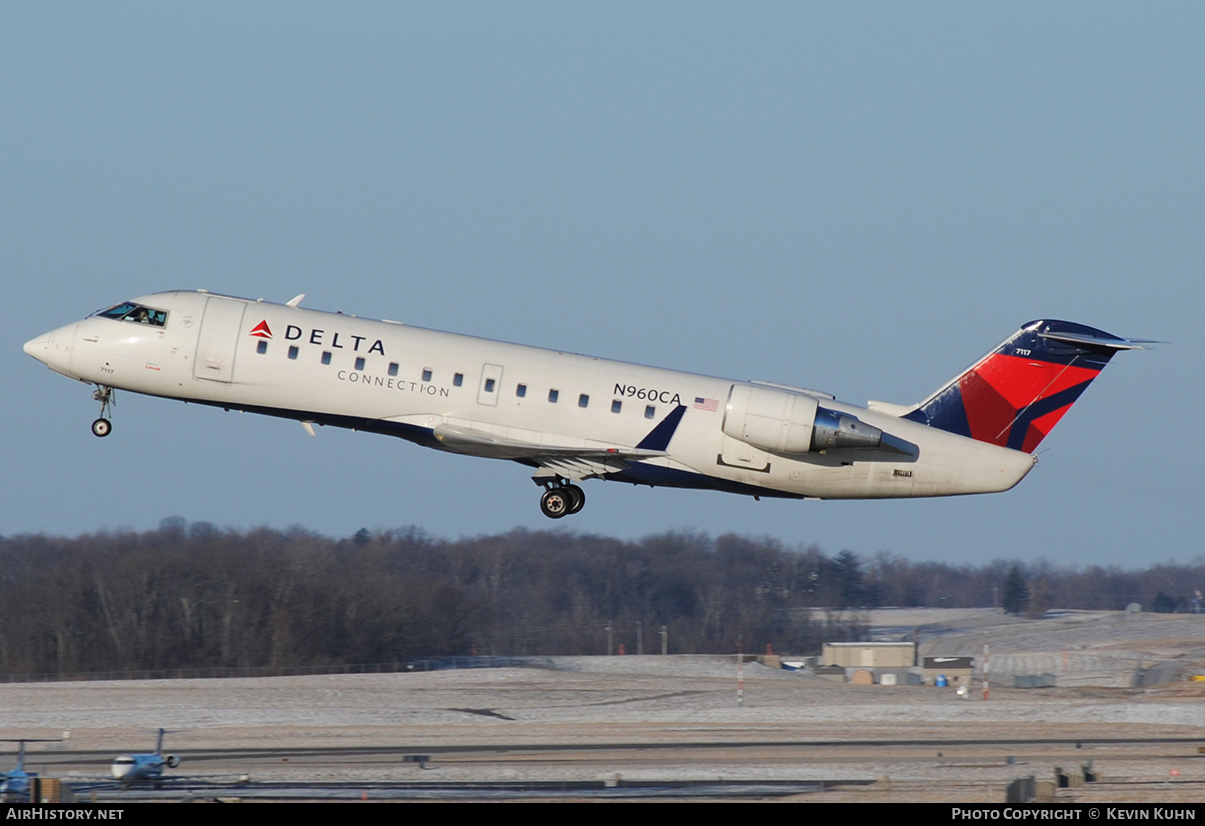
1038;329;1146;350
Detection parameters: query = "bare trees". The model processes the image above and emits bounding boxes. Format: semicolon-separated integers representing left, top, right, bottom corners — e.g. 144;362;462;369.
0;524;1200;678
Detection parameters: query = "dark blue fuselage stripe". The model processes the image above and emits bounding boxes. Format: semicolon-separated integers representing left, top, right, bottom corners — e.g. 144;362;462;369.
610;462;803;499
636;404;687;451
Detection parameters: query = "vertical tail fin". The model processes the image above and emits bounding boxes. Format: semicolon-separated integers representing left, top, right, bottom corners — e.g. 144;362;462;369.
903;320;1140;452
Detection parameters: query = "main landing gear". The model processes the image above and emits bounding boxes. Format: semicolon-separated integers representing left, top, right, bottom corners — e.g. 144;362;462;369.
539;481;585;519
90;385;115;437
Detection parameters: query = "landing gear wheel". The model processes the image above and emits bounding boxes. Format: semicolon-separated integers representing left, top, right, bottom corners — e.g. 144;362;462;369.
90;386;115;437
564;484;585;515
540;487;571;519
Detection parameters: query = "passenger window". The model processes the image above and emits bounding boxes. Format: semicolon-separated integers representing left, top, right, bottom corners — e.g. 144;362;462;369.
422;368;432;382
288;346;299;360
321;352;332;366
645;405;655;419
548;389;559;403
257;340;268;355
484;378;496;393
453;373;464;387
355;357;365;370
388;363;398;377
579;394;589;408
611;400;622;414
516;383;527;398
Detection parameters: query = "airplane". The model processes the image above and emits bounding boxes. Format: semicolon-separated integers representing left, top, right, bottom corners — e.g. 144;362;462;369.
23;290;1142;518
0;740;55;801
110;728;180;786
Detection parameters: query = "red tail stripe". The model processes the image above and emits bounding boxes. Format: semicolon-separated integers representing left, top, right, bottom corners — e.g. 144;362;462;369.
972;353;1101;409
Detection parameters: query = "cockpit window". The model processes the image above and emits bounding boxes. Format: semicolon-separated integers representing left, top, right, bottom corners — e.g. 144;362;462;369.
94;302;167;327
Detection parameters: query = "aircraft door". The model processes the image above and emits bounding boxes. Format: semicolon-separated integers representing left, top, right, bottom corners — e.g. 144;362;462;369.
193;297;246;383
477;363;504;406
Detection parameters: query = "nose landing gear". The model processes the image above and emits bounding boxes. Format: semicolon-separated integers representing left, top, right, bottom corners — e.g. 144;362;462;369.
539;481;585;519
90;386;115;437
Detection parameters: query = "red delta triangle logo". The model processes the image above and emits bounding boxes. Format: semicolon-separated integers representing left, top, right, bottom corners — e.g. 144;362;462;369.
249;320;273;339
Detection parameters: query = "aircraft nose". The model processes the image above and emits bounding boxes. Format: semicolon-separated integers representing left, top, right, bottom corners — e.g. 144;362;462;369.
23;322;78;375
23;332;51;361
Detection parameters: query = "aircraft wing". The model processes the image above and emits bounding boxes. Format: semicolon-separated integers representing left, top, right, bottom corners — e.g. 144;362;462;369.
431;404;688;482
432;423;664;480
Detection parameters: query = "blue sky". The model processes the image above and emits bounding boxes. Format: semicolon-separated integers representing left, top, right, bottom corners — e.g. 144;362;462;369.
4;3;1200;567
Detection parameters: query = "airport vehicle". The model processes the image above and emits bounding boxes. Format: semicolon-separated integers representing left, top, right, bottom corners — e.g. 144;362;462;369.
23;290;1140;517
111;729;180;786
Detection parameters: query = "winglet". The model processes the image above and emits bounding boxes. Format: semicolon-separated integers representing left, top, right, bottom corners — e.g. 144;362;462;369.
636;405;687;451
286;294;306;308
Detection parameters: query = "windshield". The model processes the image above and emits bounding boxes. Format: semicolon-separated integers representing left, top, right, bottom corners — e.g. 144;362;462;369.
93;302;167;327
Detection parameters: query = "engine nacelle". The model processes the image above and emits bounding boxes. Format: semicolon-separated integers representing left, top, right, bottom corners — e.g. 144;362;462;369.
722;383;882;454
165;754;181;769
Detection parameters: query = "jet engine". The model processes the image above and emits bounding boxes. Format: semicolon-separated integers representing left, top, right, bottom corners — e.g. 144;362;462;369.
165;755;181;769
722;383;882;454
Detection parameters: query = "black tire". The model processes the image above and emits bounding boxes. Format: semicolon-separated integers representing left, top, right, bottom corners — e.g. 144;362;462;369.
564;484;585;514
91;418;112;437
540;488;570;519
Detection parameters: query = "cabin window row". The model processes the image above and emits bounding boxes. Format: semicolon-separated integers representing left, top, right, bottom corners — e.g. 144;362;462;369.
257;343;655;417
266;343;463;385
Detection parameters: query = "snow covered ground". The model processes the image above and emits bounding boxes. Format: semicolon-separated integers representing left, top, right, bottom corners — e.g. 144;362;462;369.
1;608;1202;802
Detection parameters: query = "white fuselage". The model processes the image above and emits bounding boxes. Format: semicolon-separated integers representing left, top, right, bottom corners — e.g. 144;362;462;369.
110;755;158;783
24;290;1036;504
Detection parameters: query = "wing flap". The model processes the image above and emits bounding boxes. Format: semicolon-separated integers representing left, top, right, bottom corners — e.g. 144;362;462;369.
538;456;631;481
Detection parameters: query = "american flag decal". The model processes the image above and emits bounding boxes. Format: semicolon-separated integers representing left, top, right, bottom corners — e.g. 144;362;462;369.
693;396;719;412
